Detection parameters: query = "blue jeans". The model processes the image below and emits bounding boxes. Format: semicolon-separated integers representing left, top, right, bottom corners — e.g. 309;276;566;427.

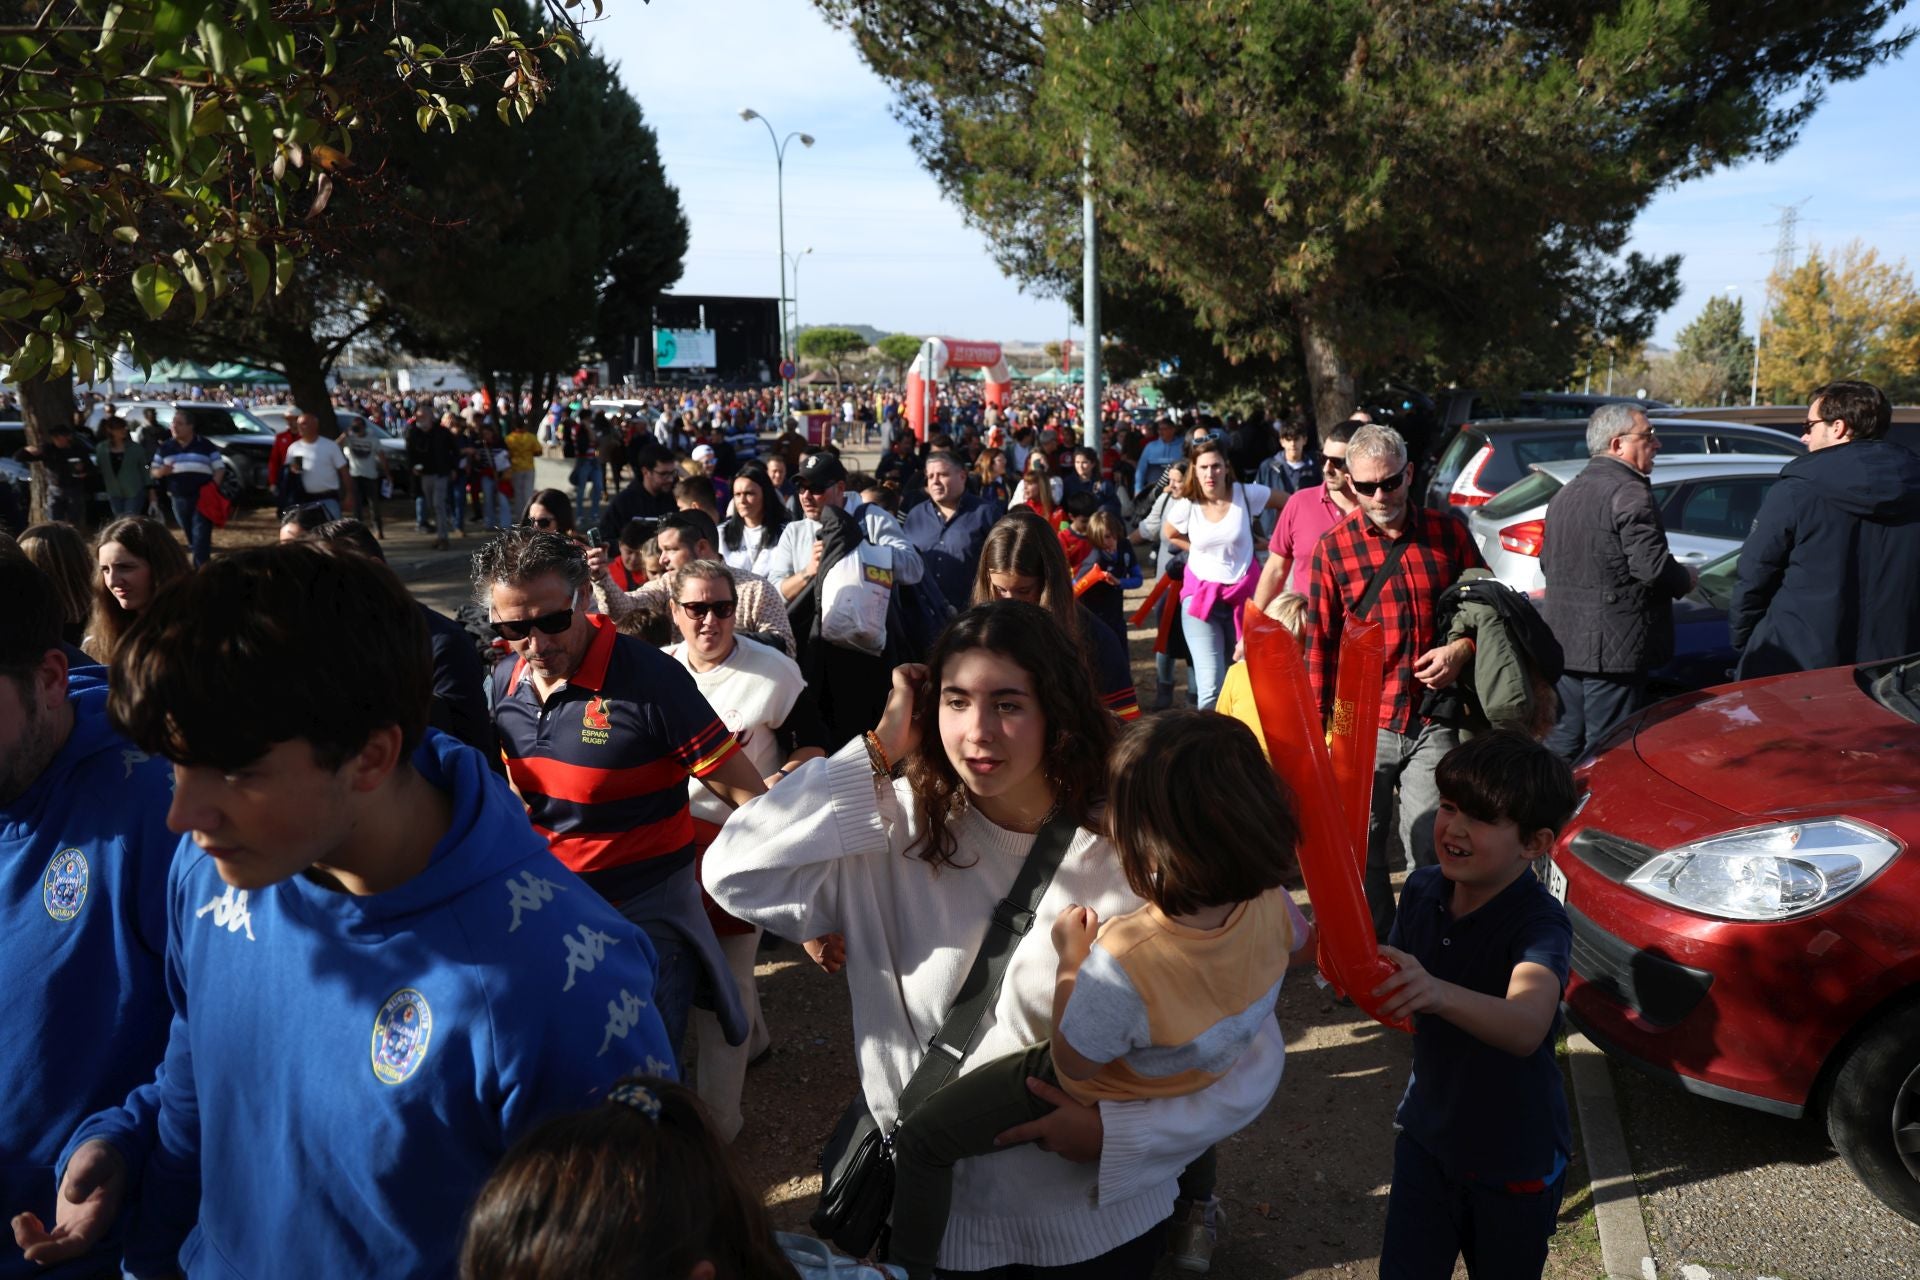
1369;723;1456;940
169;493;213;566
108;494;144;517
1380;1132;1565;1280
1178;593;1236;710
569;459;602;523
1544;672;1644;763
419;474;450;540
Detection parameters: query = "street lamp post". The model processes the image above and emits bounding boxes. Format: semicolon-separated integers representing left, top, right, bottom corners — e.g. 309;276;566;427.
740;109;813;423
786;246;813;337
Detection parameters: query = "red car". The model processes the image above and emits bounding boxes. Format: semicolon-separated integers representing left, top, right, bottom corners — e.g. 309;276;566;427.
1550;653;1920;1221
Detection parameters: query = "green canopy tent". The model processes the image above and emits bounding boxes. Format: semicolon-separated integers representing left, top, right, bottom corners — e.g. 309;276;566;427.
1031;367;1085;385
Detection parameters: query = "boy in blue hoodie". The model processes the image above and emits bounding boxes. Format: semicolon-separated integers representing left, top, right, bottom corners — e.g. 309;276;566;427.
13;544;677;1279
1;557;177;1280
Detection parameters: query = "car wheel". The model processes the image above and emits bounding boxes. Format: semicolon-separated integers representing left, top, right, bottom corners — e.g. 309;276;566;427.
222;453;254;492
1827;1004;1920;1224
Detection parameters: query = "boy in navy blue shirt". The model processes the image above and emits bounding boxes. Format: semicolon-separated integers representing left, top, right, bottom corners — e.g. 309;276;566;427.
1371;730;1579;1279
14;545;676;1279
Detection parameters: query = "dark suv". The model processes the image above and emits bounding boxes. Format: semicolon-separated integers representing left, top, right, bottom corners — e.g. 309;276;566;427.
1424;416;1805;512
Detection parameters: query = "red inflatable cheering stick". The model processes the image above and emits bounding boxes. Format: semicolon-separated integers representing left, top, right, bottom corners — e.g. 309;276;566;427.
1327;618;1386;877
1241;603;1410;1033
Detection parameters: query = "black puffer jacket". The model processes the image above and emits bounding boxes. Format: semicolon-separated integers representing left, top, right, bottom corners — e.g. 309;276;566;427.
1730;439;1920;679
1541;456;1692;674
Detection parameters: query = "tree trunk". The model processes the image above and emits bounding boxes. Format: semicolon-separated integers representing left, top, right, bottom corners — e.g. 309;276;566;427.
1298;310;1355;438
18;370;77;527
279;333;337;436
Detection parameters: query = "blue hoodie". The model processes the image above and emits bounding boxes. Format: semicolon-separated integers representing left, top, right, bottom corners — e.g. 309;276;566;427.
66;730;675;1279
1;671;176;1280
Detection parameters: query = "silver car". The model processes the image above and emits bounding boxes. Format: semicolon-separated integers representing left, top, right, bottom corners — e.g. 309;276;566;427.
1468;454;1791;592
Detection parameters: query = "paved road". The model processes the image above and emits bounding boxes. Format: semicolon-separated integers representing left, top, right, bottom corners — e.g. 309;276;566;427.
1611;1056;1920;1279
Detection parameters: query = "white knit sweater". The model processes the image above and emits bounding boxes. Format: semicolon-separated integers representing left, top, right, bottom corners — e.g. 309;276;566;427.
704;740;1286;1271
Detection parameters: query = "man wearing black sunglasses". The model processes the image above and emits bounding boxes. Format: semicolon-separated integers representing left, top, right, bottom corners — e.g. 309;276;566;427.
476;529;768;1065
1303;424;1484;940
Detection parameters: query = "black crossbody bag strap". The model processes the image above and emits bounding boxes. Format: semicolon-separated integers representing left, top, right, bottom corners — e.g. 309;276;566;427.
895;812;1079;1120
1352;535;1413;621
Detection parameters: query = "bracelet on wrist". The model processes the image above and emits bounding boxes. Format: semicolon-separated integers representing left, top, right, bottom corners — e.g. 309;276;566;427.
863;730;894;779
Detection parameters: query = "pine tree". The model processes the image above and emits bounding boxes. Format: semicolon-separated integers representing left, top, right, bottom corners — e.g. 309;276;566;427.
817;0;1910;426
1674;295;1757;405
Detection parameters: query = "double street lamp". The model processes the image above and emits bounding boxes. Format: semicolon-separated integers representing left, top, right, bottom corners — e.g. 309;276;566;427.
739;108;813;421
786;246;813;336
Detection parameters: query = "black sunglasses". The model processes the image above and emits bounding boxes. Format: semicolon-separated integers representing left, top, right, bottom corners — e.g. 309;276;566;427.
526;516;558;530
1349;471;1407;497
490;608;574;641
674;599;737;620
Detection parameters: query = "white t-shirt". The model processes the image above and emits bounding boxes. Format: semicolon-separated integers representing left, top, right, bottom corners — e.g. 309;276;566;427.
669;636;805;825
340;431;382;480
285;437;349;495
1166;481;1271;585
721;522;779;577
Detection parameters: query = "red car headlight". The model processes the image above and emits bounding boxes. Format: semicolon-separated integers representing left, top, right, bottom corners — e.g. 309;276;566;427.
1625;819;1902;921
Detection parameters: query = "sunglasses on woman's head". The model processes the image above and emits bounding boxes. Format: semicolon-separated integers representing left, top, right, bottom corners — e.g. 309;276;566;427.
1349;472;1407;497
489;608;573;640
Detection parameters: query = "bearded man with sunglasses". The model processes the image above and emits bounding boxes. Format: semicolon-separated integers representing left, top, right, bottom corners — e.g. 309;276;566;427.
1305;423;1484;940
476;529;767;1064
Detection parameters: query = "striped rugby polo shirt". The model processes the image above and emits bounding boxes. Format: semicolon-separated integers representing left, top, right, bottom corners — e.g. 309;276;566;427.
493;614;740;900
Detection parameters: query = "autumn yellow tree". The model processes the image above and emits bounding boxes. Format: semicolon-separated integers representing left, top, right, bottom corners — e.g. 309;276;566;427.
1761;241;1920;403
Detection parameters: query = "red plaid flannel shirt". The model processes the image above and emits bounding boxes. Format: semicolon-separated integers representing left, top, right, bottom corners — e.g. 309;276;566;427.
1305;506;1484;735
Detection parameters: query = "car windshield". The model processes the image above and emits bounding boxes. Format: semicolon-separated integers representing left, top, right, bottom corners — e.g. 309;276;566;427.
1691;548;1740;610
1858;655;1920;727
1480;468;1565;518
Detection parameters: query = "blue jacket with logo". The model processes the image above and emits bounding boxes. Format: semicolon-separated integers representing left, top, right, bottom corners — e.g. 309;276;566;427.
65;730;675;1279
1;671;177;1280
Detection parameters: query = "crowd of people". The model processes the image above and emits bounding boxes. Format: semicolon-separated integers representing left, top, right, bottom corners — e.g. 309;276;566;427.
4;373;1917;1280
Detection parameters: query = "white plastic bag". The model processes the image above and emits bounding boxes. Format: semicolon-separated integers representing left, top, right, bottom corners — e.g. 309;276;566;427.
820;542;893;656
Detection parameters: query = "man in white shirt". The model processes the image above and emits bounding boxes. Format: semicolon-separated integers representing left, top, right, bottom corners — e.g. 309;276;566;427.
664;559;826;1141
282;411;355;520
766;454;924;602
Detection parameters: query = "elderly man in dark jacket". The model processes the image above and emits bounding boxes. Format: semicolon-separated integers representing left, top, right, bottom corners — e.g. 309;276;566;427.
1540;403;1693;760
1731;379;1920;679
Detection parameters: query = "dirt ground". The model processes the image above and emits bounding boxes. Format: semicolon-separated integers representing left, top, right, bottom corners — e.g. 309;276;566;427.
713;574;1606;1280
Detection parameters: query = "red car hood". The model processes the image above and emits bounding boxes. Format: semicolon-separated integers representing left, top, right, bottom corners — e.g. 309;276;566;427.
1633;666;1920;818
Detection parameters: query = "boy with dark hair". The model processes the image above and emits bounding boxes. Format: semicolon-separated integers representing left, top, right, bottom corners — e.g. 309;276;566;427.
1372;729;1579;1280
2;557;177;1280
18;544;674;1278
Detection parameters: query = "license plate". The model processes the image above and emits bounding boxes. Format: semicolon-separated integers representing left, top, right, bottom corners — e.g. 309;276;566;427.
1545;858;1569;905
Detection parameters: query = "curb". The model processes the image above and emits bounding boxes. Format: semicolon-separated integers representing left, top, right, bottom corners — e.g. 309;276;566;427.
1567;1031;1657;1280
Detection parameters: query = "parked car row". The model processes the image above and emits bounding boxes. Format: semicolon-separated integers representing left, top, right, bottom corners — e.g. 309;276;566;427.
1468;453;1792;593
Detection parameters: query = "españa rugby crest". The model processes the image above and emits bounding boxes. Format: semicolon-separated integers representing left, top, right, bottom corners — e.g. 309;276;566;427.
43;849;89;922
370;988;434;1085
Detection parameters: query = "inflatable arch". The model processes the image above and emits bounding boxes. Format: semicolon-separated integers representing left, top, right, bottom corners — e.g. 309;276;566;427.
904;338;1011;440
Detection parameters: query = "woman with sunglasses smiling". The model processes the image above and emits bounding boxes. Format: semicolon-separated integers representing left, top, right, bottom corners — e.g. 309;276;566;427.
664;559;827;1142
1163;437;1289;709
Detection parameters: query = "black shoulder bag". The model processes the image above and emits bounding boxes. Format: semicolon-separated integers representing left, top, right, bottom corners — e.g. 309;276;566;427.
1353;534;1413;621
811;812;1079;1258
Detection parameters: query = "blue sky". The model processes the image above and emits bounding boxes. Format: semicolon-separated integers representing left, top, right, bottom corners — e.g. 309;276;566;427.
594;2;1918;349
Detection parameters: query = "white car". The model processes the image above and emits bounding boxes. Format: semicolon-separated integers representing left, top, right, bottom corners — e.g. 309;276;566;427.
1468;454;1792;592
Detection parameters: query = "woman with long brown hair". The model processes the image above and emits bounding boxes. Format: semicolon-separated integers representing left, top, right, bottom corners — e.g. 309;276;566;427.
705;602;1284;1278
87;515;192;664
972;508;1139;721
1010;450;1062;521
18;523;93;647
1163;436;1288;710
